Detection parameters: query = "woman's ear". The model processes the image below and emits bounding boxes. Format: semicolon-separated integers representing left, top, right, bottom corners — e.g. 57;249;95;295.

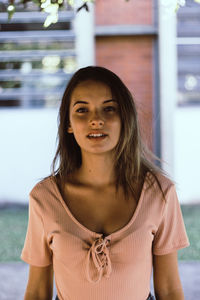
67;124;73;133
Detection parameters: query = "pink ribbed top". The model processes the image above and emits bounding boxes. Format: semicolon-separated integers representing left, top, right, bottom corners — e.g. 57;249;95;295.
21;172;189;300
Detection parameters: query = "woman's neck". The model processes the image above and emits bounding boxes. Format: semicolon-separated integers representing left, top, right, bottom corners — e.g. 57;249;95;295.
74;152;116;187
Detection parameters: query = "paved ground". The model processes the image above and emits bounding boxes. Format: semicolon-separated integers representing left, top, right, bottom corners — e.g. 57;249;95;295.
0;261;199;300
0;262;57;300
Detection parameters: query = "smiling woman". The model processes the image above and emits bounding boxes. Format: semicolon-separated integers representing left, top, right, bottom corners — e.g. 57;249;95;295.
21;66;189;300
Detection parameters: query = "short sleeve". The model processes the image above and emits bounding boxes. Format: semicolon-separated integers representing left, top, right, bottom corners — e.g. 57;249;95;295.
21;189;52;266
153;184;190;255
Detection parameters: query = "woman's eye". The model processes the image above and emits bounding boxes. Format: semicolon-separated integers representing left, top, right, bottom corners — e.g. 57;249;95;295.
76;107;88;113
104;106;116;112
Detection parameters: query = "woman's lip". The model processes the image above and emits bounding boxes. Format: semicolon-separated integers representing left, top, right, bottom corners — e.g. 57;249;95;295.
87;135;108;140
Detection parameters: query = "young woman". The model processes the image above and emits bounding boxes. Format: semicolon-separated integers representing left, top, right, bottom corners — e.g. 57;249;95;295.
21;66;189;300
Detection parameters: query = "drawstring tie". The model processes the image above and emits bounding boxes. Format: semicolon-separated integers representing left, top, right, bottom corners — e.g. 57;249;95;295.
86;236;112;283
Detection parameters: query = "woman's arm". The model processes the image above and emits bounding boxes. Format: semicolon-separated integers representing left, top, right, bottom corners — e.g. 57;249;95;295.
24;264;53;300
153;251;184;300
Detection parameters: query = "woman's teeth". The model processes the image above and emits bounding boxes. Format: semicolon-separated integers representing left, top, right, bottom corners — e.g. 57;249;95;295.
88;133;107;138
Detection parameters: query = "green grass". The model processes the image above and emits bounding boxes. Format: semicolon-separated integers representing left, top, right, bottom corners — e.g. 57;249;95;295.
178;204;200;261
0;206;28;262
0;204;199;262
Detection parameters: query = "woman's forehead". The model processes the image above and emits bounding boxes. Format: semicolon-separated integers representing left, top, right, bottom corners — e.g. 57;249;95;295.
70;80;113;102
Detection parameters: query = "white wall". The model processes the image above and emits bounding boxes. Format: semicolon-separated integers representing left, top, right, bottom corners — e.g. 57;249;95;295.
0;108;58;203
174;106;200;203
74;0;95;68
158;0;177;177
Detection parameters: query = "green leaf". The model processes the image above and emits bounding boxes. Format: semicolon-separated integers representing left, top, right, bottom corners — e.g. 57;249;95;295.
67;0;74;6
43;13;58;27
175;3;180;12
7;4;15;20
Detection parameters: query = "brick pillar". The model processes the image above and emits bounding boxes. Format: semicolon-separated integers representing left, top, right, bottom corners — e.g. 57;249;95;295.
95;0;154;150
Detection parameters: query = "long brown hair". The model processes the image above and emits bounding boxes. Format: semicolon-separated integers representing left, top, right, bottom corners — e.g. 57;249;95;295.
50;66;165;198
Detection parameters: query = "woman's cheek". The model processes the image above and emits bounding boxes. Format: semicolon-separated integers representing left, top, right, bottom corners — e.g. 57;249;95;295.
71;113;89;123
104;112;121;122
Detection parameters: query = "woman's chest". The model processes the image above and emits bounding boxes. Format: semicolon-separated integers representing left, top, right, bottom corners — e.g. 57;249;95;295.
61;185;137;236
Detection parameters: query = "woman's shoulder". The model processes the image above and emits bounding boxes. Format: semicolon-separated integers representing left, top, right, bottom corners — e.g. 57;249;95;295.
146;170;175;197
29;175;55;196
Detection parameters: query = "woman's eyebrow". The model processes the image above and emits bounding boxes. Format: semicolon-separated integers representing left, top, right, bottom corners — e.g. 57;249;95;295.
73;100;88;107
103;99;117;104
73;99;116;107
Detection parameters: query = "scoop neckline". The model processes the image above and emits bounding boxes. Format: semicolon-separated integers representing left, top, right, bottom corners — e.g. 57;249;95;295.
50;172;149;239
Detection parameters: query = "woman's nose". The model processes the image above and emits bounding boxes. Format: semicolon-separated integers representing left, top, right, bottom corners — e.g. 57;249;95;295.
90;119;104;127
89;112;104;127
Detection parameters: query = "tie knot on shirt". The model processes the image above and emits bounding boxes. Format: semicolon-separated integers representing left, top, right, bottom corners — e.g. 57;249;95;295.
86;236;112;283
94;237;110;254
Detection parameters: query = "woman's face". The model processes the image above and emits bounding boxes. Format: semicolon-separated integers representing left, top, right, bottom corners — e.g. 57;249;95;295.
68;80;121;156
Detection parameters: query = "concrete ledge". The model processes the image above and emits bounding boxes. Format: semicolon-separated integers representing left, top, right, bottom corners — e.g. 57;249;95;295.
95;24;158;36
0;202;28;209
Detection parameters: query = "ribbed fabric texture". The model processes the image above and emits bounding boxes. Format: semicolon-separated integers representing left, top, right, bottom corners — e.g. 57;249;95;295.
21;172;189;300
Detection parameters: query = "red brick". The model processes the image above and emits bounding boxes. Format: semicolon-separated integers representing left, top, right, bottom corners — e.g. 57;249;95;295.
96;36;154;149
95;0;153;26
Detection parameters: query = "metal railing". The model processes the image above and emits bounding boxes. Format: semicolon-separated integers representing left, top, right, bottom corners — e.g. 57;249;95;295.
0;9;76;108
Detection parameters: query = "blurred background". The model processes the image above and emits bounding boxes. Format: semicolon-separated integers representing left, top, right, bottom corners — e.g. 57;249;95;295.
0;0;200;299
